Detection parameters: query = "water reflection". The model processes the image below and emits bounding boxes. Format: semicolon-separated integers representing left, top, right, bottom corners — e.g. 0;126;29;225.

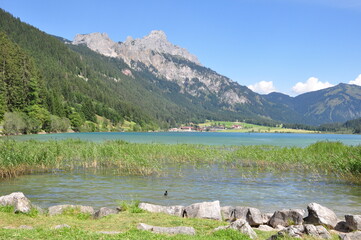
1;166;360;216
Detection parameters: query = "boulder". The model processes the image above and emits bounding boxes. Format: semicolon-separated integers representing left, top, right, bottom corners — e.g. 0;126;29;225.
48;204;94;216
183;201;221;220
304;224;331;239
221;206;234;221
345;215;361;231
262;213;273;224
0;192;32;214
304;203;338;228
138;203;184;217
247;207;264;226
268;209;304;228
339;231;361;240
137;223;196;235
230;206;248;221
335;221;351;233
282;225;305;238
94;207;119;219
268;224;331;240
257;225;275;231
214;219;257;239
227;206;263;226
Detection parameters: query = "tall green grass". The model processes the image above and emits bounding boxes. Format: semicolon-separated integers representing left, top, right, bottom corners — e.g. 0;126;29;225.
0;139;360;183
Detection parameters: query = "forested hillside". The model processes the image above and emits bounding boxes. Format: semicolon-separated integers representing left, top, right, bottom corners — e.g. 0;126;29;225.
0;9;161;133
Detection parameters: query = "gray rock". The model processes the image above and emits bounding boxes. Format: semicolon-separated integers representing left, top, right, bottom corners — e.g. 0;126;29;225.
345;215;361;231
304;224;331;239
229;219;257;239
19;225;34;229
339;231;361;240
94;207;119;219
214;219;257;239
48;204;94;216
138;203;184;217
137;223;196;235
282;225;305;238
97;231;121;234
335;221;351;233
262;213;273;224
304;203;338;228
183;201;221;221
0;192;32;213
247;207;264;226
268;209;304;228
257;225;275;231
52;224;71;229
230;206;248;221
221;206;234;221
222;206;263;226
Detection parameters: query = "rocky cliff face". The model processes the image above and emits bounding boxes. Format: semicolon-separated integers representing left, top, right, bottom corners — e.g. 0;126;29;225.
72;30;249;106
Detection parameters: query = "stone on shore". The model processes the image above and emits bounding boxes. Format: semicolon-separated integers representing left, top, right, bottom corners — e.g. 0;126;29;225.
304;203;338;228
138;203;184;217
267;224;331;239
221;206;234;221
183;201;222;220
262;213;273;224
214;219;257;239
225;206;263;226
137;223;196;235
345;215;361;231
339;231;361;240
304;224;331;239
94;207;119;219
247;207;264;226
48;204;94;216
0;192;32;214
257;225;275;231
268;209;304;228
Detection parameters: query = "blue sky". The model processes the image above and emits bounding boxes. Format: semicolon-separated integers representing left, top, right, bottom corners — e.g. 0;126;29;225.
1;0;361;96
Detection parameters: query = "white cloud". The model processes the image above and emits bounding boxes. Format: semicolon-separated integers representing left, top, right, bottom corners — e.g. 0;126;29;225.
349;74;361;86
248;81;276;94
292;77;334;95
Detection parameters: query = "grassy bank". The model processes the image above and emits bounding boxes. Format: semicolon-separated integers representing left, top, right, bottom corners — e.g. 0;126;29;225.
0;204;339;240
0;139;360;183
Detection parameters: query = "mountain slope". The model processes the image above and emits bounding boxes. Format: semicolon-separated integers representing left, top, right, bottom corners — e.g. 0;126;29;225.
72;31;306;124
264;84;361;125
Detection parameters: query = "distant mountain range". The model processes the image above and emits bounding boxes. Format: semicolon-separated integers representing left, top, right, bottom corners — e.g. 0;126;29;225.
1;8;361;130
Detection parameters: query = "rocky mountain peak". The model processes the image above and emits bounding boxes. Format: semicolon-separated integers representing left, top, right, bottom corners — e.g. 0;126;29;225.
73;32;119;58
121;30;200;65
145;30;167;40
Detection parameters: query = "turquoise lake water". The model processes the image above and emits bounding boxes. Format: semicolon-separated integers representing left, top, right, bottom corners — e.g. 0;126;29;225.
1;132;361;216
6;131;361;147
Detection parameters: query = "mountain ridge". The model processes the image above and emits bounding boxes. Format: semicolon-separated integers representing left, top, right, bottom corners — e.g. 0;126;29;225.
1;7;361;132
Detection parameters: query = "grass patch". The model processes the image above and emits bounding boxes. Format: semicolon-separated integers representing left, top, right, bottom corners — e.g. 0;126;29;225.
0;139;360;183
118;200;144;213
0;210;341;240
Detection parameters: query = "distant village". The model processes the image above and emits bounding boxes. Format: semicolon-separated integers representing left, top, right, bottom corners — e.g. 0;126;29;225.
168;124;243;132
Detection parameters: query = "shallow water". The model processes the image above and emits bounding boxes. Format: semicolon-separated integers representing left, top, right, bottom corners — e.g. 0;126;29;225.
1;166;360;216
2;132;361;216
5;131;361;147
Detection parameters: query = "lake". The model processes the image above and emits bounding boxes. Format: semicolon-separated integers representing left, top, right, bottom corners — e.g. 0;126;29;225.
1;132;361;216
6;131;361;147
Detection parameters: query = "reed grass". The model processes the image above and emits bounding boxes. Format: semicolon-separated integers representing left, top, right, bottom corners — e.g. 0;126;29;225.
0;139;360;183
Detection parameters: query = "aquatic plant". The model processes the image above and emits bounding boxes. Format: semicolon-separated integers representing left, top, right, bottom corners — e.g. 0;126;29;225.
0;139;360;184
